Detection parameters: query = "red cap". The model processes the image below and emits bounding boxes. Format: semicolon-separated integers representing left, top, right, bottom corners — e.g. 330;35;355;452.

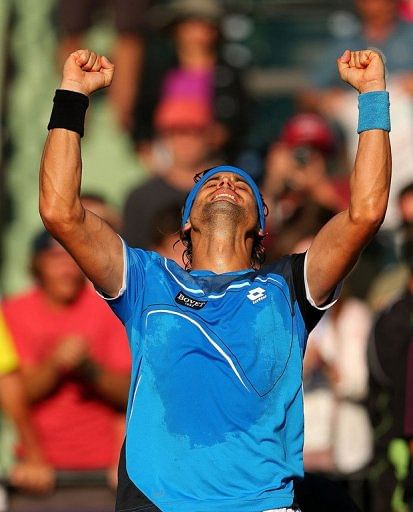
154;98;213;131
280;113;335;153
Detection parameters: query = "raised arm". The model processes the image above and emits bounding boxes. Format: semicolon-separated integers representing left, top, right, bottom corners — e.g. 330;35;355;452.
39;49;123;297
306;49;391;306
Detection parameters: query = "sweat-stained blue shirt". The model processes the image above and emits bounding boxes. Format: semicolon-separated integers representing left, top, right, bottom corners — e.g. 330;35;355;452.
102;242;337;512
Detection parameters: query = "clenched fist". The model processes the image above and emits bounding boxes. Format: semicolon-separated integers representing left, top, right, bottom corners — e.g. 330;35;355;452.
337;49;386;93
60;49;115;96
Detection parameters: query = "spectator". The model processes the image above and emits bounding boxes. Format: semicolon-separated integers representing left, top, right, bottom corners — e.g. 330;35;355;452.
133;0;248;165
0;312;54;495
148;203;184;266
304;288;373;472
57;0;152;131
1;230;130;486
404;340;413;511
368;182;413;310
305;0;413;229
262;113;345;260
123;96;216;249
367;227;413;512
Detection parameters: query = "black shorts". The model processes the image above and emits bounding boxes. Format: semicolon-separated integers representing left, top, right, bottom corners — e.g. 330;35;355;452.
116;441;161;512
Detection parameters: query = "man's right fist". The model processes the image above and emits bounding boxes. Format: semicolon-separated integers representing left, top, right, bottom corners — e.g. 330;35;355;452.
60;49;115;96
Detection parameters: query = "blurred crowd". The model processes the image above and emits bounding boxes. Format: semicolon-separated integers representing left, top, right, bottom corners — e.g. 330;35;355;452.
1;0;413;511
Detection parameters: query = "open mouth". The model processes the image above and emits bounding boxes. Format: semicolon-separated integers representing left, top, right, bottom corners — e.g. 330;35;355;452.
211;191;238;203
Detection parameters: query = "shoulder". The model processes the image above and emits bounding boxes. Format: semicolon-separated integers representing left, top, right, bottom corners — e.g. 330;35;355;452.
123;244;182;281
2;288;40;314
255;254;304;304
260;253;304;283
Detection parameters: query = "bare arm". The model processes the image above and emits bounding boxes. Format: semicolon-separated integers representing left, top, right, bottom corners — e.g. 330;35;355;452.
21;335;129;407
40;50;123;297
307;50;391;305
0;371;55;493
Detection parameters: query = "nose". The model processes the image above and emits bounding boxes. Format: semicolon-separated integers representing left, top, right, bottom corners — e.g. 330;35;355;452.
217;175;235;190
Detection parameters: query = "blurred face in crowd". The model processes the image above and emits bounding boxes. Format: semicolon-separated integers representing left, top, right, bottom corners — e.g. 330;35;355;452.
356;0;397;24
399;191;413;225
174;19;219;51
160;126;211;170
33;245;85;305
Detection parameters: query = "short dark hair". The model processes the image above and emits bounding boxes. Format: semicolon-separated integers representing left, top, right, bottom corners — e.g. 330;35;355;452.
179;169;268;270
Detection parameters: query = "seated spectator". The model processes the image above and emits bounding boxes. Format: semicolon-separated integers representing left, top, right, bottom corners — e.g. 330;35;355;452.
367;227;413;512
0;312;54;495
133;0;248;165
123;96;216;249
1;231;130;486
57;0;152;131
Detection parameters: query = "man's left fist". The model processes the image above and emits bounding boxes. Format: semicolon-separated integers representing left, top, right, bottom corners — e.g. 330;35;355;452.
337;49;386;93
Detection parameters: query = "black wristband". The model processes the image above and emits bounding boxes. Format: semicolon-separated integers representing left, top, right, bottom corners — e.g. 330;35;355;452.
47;89;89;137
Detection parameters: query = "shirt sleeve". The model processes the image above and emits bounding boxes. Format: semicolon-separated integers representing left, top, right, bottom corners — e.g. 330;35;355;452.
95;239;149;325
290;252;341;333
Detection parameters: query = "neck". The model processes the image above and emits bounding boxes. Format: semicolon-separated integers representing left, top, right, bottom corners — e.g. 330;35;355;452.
177;45;216;70
190;222;254;273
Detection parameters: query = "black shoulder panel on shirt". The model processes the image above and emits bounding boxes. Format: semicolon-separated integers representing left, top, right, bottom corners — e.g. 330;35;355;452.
262;253;326;333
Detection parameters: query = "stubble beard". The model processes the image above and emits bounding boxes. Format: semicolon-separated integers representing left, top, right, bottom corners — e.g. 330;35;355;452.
201;201;247;234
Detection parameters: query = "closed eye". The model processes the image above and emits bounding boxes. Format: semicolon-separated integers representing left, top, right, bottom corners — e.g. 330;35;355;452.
205;178;219;187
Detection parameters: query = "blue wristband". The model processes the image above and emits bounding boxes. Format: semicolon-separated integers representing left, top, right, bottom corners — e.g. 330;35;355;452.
357;90;390;133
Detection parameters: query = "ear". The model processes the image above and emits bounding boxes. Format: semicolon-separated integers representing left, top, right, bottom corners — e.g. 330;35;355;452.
183;221;192;233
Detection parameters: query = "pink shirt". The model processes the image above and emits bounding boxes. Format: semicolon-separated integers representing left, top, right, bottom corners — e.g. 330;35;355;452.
161;67;214;105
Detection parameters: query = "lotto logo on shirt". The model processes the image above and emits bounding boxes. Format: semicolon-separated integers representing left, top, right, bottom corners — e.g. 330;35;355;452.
247;287;267;304
175;292;207;310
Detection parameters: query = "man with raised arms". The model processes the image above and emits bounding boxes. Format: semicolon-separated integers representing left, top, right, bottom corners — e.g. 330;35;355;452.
39;48;391;511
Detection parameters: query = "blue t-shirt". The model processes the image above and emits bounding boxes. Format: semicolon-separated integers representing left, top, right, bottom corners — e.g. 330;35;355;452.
105;243;335;512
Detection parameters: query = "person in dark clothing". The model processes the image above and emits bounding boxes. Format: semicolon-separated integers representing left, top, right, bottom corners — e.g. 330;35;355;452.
122;96;215;249
368;227;413;512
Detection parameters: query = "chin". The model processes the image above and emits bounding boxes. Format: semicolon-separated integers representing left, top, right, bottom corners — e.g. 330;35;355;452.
202;201;246;224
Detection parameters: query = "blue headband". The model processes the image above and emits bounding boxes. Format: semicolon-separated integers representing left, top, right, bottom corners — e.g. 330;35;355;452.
181;165;266;232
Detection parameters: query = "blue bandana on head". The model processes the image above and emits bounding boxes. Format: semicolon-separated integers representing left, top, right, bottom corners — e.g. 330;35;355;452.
181;165;266;233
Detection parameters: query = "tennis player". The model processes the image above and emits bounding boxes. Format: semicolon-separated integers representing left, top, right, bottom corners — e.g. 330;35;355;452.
39;47;391;511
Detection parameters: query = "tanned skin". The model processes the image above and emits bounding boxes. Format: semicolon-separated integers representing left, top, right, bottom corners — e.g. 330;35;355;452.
40;49;391;307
